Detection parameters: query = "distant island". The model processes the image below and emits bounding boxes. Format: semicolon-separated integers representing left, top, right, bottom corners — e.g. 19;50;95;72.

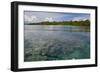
25;20;90;27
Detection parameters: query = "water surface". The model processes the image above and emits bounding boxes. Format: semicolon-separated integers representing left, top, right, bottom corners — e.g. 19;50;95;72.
24;25;90;62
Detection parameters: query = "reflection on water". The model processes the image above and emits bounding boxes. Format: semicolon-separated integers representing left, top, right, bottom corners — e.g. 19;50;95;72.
24;25;90;62
25;25;90;32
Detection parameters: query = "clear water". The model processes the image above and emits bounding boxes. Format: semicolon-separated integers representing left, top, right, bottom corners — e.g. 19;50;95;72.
24;25;90;62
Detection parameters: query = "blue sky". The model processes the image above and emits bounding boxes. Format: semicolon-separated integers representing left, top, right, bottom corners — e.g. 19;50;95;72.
24;11;90;23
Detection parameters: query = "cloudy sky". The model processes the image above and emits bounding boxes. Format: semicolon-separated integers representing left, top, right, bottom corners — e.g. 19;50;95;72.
24;11;90;23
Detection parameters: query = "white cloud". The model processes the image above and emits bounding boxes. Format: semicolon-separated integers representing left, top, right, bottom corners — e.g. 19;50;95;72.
31;16;38;23
72;16;90;21
44;17;54;22
24;11;68;23
24;15;39;23
24;15;30;23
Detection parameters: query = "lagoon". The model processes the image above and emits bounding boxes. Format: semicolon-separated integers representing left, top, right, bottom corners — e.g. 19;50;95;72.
24;25;90;62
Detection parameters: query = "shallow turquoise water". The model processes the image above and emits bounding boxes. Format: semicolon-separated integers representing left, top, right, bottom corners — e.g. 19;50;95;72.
24;25;90;62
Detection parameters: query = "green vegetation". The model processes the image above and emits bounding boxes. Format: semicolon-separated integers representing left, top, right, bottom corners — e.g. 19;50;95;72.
27;20;90;26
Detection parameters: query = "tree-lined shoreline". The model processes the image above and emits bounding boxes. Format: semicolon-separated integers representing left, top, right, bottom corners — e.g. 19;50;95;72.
25;20;90;27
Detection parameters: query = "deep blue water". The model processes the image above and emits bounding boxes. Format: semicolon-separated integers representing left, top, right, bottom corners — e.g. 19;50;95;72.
24;25;90;62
